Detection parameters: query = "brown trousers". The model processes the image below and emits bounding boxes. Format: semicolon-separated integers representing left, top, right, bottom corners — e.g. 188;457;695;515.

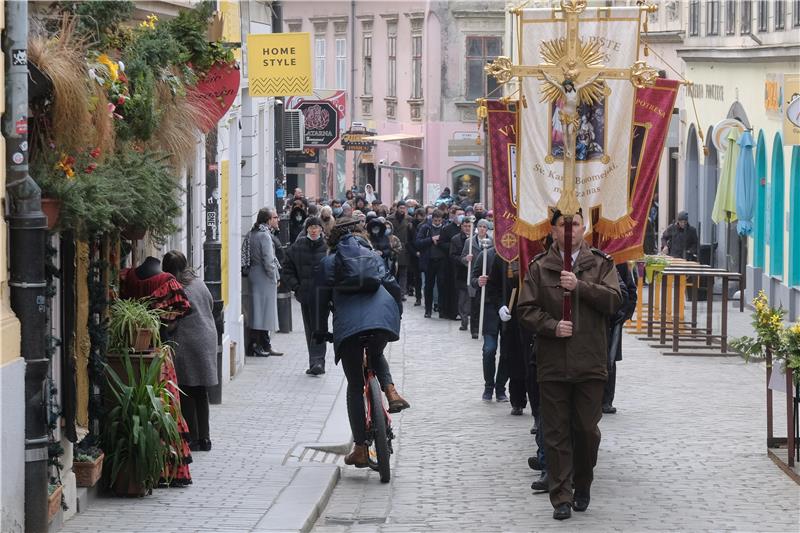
539;379;605;507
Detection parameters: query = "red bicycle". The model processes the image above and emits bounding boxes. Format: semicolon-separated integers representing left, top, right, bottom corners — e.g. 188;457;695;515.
359;334;394;483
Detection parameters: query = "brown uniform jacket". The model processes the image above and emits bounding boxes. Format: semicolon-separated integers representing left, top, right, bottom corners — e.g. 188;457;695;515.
518;242;622;383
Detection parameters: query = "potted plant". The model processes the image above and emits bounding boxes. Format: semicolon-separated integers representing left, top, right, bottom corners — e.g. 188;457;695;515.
644;255;669;284
73;444;105;488
47;482;63;522
101;347;182;497
108;298;163;353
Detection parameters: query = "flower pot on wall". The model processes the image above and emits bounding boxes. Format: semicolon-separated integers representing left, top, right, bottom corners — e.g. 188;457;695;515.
47;484;62;522
41;198;62;231
74;452;105;487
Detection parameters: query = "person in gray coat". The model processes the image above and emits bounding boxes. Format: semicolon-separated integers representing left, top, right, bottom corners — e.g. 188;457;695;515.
162;250;218;451
247;207;283;356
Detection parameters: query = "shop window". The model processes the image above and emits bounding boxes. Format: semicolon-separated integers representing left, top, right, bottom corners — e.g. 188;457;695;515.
789;146;800;286
753;130;767;269
769;132;785;277
451;167;483;206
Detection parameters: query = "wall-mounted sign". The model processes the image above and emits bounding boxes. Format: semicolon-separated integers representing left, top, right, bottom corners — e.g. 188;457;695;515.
297;101;339;148
286;147;319;164
784;74;800;146
246;32;312;96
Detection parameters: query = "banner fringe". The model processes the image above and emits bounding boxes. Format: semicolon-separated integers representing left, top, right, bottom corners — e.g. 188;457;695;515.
606;246;645;266
594;214;637;239
513;218;551;242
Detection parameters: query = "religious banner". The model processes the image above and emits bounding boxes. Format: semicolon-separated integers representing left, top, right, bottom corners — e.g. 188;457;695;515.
515;6;644;241
599;78;680;263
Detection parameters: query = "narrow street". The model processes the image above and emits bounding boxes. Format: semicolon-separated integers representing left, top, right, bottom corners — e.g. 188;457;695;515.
313;302;800;532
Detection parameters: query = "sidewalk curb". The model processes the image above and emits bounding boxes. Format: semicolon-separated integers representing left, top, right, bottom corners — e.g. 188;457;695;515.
253;464;340;532
305;373;353;455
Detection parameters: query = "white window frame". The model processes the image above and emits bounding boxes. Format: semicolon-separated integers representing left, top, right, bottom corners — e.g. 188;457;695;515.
387;32;397;98
363;34;372;96
335;38;347;90
314;37;326;89
411;34;423;99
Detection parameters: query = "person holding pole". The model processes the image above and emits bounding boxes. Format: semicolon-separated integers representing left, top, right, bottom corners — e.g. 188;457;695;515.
462;219;492;339
517;208;621;521
450;215;474;331
470;235;511;403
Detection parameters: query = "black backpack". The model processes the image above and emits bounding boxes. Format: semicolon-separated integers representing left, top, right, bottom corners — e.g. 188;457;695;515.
334;234;385;293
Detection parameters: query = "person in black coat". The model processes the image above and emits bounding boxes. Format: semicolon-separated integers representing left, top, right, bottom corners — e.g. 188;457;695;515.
283;217;329;375
438;206;463;320
470;239;509;402
450;216;473;331
289;203;308;243
366;217;394;272
408;208;426;305
603;262;637;413
415;210;449;318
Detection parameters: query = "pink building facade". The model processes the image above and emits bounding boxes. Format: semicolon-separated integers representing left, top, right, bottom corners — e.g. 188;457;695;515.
280;0;506;205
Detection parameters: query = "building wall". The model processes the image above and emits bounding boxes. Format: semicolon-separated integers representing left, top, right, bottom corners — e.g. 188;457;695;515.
279;1;508;205
674;0;800;317
0;0;25;530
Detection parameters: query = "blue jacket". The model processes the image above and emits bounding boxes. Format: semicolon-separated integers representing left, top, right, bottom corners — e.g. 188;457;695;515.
313;235;402;360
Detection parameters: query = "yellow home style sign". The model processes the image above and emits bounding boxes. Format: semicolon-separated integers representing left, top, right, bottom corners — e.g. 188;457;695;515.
247;33;312;96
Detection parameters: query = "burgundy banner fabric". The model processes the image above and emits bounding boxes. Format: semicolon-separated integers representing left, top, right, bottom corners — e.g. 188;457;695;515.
598;79;681;263
486;100;544;263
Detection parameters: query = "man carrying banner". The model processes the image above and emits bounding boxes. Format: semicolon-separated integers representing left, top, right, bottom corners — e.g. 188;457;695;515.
517;208;621;520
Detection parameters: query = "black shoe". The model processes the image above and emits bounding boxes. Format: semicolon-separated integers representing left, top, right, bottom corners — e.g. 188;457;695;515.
307;364;324;376
471;333;479;339
527;456;542;471
510;406;523;416
250;344;270;357
459;325;467;331
190;438;212;452
573;489;590;512
266;347;284;356
414;300;421;307
424;312;432;318
553;503;571;520
530;422;538;435
602;404;617;414
531;472;548;492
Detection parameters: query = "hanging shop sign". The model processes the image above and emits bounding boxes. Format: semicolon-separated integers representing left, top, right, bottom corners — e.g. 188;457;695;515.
246;32;312;96
784;74;800;146
297;100;339;148
341;126;375;151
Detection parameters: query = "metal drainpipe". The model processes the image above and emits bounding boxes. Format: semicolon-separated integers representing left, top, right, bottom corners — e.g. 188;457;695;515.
203;128;224;404
3;1;50;531
272;1;286;212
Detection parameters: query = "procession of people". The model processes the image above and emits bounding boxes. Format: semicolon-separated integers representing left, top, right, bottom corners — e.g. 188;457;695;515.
238;184;641;520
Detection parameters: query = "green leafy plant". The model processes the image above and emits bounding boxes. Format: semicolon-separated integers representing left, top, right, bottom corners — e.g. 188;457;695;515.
108;298;162;353
101;347;182;494
731;291;785;361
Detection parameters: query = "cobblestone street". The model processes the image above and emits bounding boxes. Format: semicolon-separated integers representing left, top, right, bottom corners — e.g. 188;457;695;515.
56;299;800;533
313;302;800;532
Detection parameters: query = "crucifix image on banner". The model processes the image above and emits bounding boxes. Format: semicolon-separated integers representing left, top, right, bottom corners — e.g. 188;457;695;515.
486;1;659;242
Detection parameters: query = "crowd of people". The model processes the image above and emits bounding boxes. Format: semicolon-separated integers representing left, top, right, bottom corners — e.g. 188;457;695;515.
243;185;641;520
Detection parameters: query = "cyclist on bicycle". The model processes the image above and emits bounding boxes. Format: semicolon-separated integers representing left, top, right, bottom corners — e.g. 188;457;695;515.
313;217;410;468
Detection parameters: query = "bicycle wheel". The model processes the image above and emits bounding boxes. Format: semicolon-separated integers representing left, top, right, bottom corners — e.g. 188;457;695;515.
368;375;391;483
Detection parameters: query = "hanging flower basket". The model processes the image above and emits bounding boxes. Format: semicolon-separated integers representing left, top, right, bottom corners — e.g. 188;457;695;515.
74;452;105;487
41;198;62;231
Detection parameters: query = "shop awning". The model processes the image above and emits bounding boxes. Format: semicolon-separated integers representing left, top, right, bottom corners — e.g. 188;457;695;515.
367;133;423;142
